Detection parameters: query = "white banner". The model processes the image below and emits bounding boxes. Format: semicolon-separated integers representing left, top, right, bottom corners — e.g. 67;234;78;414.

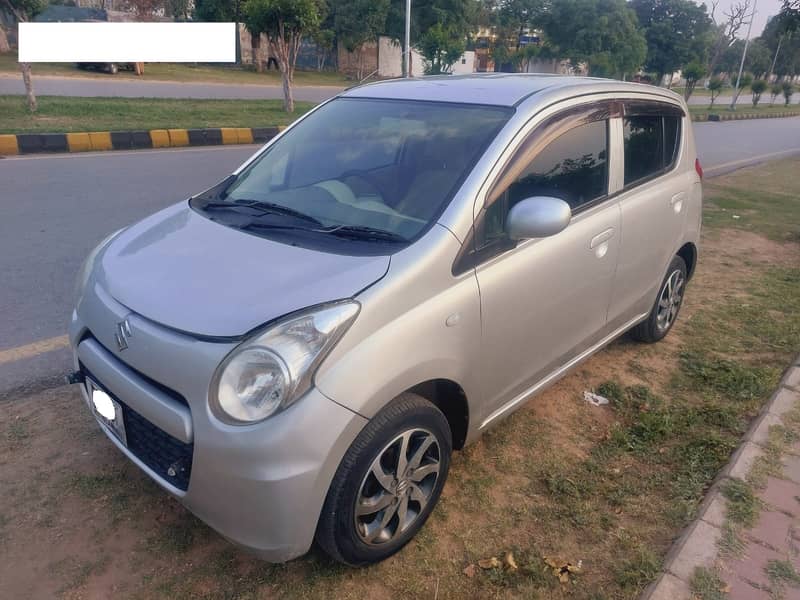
18;22;236;63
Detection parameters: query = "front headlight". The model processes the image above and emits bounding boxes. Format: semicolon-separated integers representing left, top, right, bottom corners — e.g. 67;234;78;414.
210;300;360;424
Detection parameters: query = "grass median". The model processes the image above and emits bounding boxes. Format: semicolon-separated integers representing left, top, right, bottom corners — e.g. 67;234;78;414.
689;104;800;119
0;95;315;134
0;52;348;86
1;160;799;598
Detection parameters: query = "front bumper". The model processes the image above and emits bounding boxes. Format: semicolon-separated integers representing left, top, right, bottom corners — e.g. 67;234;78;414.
69;283;367;561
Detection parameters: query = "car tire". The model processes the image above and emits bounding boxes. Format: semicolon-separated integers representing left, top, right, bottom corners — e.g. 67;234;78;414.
316;393;452;566
630;255;688;343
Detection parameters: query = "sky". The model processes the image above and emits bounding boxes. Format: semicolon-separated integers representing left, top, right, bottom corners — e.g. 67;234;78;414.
701;0;783;37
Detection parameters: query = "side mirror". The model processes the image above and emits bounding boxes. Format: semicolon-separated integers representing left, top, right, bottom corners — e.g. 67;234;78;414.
506;196;571;241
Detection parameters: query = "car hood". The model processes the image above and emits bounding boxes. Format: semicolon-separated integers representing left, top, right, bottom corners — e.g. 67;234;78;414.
95;203;390;338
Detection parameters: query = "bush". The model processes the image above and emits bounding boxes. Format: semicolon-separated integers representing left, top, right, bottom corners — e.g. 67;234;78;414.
771;82;783;105
708;77;724;108
682;62;706;101
751;79;767;107
782;81;795;106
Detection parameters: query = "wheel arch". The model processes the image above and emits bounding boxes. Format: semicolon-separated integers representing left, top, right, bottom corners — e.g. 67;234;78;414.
677;241;698;280
406;379;469;450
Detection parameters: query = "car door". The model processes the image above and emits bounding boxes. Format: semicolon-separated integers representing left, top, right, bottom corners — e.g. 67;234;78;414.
464;102;622;429
605;101;692;329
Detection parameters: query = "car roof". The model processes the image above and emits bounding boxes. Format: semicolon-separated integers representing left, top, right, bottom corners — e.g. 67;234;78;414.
341;73;682;108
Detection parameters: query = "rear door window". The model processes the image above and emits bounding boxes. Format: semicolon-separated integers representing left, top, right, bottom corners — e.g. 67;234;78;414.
623;114;681;186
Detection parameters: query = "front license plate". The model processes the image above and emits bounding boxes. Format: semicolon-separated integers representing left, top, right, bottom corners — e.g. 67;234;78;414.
88;380;127;446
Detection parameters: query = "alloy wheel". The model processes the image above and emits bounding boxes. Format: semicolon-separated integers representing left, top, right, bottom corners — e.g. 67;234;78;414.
656;269;684;332
354;428;441;545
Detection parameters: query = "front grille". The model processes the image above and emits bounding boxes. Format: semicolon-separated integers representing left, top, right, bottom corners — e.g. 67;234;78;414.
122;403;194;491
80;362;194;492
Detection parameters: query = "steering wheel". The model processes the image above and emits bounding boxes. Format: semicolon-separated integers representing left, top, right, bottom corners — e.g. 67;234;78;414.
340;169;386;199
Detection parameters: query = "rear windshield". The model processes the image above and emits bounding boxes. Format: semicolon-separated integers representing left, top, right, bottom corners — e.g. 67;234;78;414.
192;98;511;251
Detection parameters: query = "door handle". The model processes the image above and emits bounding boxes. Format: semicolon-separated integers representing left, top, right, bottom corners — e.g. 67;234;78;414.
670;192;687;213
589;228;615;258
589;228;615;249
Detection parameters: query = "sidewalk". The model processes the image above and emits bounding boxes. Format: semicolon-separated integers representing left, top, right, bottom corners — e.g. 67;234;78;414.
644;359;800;599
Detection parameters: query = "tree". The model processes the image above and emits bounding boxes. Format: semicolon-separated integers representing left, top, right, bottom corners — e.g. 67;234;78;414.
706;0;751;76
750;78;767;106
708;76;724;108
682;61;706;100
243;0;324;113
311;27;334;71
761;16;800;79
385;0;476;74
194;0;243;63
731;72;752;107
782;81;795;105
485;0;546;71
195;0;238;21
542;0;646;77
418;21;466;73
331;0;389;80
770;81;783;104
780;0;800;32
1;0;47;112
631;0;712;86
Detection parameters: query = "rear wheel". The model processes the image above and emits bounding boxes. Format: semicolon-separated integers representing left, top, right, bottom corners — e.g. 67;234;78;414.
631;255;687;343
316;393;451;565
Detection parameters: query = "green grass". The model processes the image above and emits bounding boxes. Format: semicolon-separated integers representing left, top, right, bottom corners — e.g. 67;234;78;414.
703;183;800;245
689;104;800;118
0;95;314;134
721;479;759;528
0;52;348;86
690;566;729;600
766;559;800;587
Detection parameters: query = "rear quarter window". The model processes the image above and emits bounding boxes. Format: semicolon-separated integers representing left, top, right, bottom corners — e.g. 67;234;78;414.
623;113;682;187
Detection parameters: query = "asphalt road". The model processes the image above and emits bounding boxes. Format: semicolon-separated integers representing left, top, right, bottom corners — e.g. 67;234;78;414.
2;117;800;397
0;73;344;102
1;73;798;106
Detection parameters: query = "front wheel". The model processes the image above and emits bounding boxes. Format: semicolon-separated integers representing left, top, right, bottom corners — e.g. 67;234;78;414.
630;255;687;343
316;393;452;565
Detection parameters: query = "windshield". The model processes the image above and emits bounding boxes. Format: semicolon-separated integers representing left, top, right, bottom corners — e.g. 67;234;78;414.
192;97;511;250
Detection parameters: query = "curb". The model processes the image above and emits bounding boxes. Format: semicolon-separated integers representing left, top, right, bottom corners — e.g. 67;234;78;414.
641;359;800;600
696;110;800;122
0;126;284;156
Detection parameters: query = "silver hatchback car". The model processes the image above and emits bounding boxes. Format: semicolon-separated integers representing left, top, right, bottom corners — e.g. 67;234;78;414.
69;74;702;565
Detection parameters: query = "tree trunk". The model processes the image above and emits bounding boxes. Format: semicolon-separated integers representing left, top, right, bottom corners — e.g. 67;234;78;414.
0;27;10;53
20;62;37;113
281;69;293;112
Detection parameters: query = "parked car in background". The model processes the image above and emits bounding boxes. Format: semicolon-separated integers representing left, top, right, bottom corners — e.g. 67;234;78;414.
68;74;702;566
76;62;135;75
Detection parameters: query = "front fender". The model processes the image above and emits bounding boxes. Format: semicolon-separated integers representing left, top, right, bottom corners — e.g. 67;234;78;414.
314;226;483;429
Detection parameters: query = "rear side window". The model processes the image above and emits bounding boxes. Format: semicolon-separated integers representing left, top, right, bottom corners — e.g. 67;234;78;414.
623;114;681;186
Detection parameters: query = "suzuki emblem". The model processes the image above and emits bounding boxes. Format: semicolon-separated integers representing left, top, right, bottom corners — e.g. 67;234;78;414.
115;319;132;351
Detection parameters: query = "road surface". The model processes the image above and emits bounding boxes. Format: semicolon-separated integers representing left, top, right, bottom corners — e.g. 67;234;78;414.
1;73;797;106
2;117;800;396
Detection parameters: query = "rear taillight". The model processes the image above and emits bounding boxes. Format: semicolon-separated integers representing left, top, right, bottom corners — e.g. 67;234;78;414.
695;158;703;180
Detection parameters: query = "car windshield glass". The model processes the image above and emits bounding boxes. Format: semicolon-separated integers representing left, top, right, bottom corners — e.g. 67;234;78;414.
195;98;511;243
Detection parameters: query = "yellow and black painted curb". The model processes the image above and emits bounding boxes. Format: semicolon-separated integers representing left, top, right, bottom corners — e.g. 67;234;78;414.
695;110;800;122
0;126;285;156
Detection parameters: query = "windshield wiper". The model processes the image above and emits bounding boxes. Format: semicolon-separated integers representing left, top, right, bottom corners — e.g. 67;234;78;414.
320;225;408;243
197;200;324;227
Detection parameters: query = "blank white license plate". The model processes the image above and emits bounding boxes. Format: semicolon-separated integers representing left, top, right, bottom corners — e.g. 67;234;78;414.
88;380;127;446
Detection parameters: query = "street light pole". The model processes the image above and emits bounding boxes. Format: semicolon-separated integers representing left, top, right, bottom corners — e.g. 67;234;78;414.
404;0;411;77
730;0;757;111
